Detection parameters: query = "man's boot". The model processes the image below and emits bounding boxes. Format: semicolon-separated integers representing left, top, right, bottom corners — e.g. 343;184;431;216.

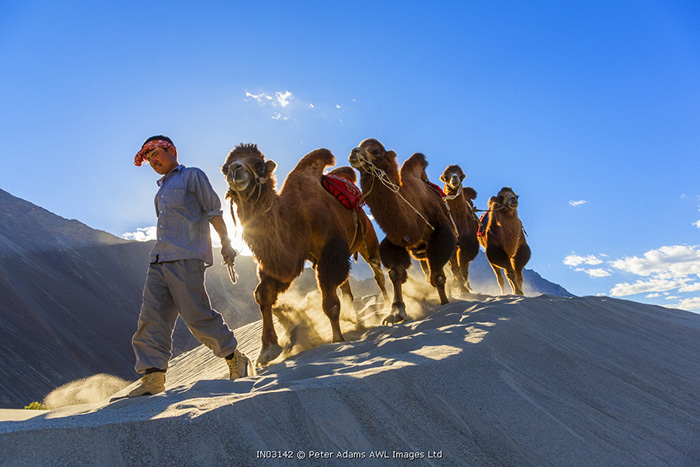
226;349;254;379
127;371;165;397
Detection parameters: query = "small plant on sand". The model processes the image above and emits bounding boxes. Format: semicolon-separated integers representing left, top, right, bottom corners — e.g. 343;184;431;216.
23;401;48;410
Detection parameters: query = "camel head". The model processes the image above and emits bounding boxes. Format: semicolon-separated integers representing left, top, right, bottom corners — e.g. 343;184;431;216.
349;138;398;175
222;143;277;196
440;164;466;192
496;187;519;210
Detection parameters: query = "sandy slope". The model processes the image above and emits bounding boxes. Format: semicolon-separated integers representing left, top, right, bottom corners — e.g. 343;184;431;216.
1;295;699;466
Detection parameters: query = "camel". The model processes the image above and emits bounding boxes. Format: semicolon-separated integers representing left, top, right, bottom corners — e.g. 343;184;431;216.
440;165;480;293
222;144;387;366
349;138;456;324
323;165;389;304
478;187;531;295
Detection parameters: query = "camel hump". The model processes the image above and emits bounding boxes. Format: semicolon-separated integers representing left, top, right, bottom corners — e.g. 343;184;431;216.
287;148;336;181
400;152;428;179
463;186;477;199
327;166;357;183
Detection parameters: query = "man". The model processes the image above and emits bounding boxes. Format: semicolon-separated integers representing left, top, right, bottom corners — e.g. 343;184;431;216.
128;135;252;397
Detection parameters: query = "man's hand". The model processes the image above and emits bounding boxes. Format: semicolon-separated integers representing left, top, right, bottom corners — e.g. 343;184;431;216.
220;239;239;284
221;241;238;266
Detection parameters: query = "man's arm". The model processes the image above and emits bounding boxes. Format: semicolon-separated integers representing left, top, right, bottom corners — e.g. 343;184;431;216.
210;215;238;265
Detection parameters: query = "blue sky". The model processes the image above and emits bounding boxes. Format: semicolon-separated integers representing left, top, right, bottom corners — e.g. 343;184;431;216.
1;1;698;311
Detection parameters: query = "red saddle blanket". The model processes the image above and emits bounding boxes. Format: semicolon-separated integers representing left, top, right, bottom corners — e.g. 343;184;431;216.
321;174;365;211
423;179;446;198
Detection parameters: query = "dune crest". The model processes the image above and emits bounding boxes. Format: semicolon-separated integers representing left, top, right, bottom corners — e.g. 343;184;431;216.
1;295;699;466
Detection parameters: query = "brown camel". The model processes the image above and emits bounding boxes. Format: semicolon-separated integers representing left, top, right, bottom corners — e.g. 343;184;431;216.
222;144;387;365
478;187;531;295
349;138;456;324
324;166;390;304
440;164;480;293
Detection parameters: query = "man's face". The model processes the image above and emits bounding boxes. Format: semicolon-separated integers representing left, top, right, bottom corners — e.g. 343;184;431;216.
145;147;178;175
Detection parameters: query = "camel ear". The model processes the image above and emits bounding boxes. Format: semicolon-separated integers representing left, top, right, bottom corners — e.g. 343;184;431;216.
460;172;466;181
439;173;447;182
266;160;277;174
385;150;397;161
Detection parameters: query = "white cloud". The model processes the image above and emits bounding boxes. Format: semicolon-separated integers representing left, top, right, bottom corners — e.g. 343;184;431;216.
610;245;700;278
673;296;700;311
583;268;611;278
679;282;700;293
610;277;684;297
336;104;342;109
569;200;587;207
646;293;661;298
244;90;294;119
245;92;273;104
276;91;292;107
563;253;603;267
122;226;156;242
693;220;700;228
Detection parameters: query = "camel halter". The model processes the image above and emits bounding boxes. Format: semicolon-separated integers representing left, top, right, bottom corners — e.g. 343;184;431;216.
353;149;436;231
223;160;270;284
225;160;271;226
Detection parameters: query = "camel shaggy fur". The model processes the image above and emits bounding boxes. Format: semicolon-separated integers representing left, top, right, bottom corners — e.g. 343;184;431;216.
440;164;480;293
349;138;456;323
222;144;387;365
478;187;531;295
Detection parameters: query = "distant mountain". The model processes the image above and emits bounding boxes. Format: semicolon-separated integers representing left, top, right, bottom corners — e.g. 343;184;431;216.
0;188;571;407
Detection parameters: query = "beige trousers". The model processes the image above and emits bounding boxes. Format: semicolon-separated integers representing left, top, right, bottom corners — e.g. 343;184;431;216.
132;259;237;373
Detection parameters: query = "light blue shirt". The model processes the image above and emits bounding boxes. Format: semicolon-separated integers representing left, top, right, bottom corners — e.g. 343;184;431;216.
149;165;223;266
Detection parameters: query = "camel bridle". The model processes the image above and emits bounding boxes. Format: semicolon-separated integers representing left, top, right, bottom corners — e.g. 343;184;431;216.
443;181;482;228
351;147;436;231
222;159;271;284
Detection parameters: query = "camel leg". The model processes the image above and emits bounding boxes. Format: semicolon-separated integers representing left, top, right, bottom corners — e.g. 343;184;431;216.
511;244;531;296
254;272;288;366
419;259;430;279
379;238;411;324
486;246;513;295
317;237;351;343
359;247;389;303
459;234;480;293
425;222;456;305
491;264;506;295
339;279;354;303
448;251;466;293
504;268;520;295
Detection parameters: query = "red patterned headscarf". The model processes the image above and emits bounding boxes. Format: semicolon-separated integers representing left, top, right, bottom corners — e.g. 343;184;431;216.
134;139;177;166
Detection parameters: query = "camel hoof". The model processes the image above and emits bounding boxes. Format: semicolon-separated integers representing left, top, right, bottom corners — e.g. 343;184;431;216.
256;344;283;367
382;313;406;325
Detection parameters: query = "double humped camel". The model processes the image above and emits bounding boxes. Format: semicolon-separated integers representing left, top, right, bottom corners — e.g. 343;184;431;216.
440;165;480;293
349;138;456;324
478;187;531;295
222;144;387;365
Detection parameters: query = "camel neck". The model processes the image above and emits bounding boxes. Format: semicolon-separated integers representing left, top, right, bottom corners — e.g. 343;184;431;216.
360;174;426;246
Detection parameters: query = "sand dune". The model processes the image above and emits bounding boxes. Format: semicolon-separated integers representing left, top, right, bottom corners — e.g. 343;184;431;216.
1;295;699;466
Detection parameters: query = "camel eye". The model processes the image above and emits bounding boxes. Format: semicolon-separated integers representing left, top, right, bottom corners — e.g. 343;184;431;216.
372;149;380;157
256;162;265;173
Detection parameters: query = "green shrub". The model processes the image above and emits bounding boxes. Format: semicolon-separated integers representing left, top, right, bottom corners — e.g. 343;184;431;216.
23;401;48;410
